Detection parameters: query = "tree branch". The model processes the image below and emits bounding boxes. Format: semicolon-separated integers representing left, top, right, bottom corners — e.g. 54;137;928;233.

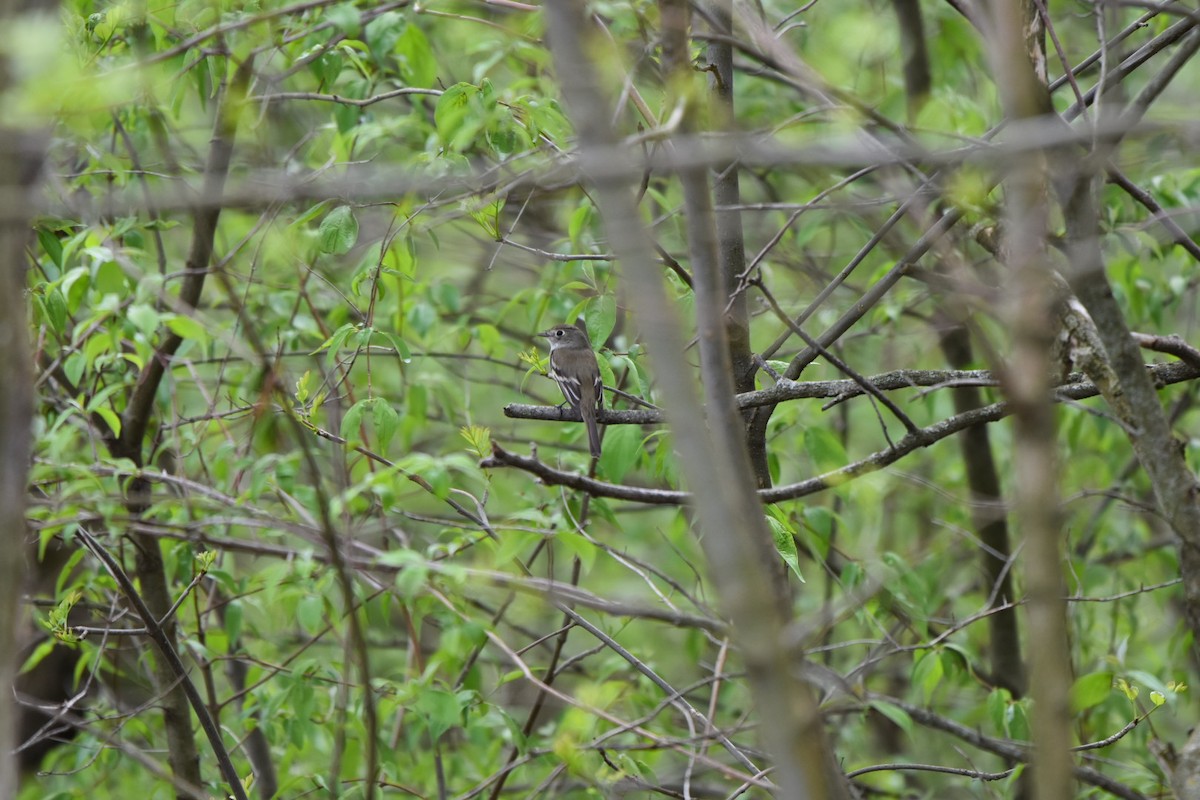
77;530;249;800
543;1;848;795
489;361;1200;505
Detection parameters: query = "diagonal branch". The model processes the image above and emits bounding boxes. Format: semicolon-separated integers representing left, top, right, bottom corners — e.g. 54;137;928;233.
116;58;254;460
77;529;249;800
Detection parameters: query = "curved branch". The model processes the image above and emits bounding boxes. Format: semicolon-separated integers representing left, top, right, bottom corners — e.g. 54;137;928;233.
489;361;1200;505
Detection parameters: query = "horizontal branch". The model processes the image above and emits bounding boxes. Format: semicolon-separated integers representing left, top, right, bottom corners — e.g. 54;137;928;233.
882;697;1149;800
487;361;1200;505
251;87;442;106
119;522;726;633
23;115;1189;225
506;367;1000;425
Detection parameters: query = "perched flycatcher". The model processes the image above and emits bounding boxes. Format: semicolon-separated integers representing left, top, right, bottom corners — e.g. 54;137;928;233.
538;324;603;458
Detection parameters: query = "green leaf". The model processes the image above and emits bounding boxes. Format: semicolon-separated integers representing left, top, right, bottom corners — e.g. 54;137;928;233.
95;406;122;438
373;399;399;450
912;650;944;704
492;530;540;564
20;639;59;674
460;425;491;458
326;3;361;36
568;201;592;246
435;82;483;149
364;11;404;58
313;323;358;366
225;600;243;648
342;398;369;444
408;301;437;336
63;352;85;387
395;559;429;599
433;281;461;312
194;550;216;573
166;314;209;343
1069;671;1113;713
475;323;502;357
126;303;161;336
804;427;848;472
43;288;68;334
407;384;427;424
556;531;599;573
318;205;360;255
522;97;572;144
585;295;616;347
986;687;1012;734
38;228;63;270
468;199;504;240
425;462;450;499
800;506;834;559
598;424;640;483
869;700;913;736
295;370;313;405
766;514;804;583
60;266;89;312
94;260;128;295
291;200;331;228
416;689;461;741
383;233;417;278
296;595;324;634
395;22;436;87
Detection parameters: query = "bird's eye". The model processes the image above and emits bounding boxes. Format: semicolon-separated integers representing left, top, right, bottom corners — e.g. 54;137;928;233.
555;330;563;337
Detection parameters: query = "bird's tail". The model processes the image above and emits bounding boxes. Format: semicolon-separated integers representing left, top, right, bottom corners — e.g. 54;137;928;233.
583;408;602;459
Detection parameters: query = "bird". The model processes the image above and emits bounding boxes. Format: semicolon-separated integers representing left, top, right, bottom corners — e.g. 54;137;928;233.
537;324;603;458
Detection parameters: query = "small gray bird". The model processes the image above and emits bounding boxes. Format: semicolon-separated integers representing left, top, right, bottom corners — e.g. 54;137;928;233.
537;324;603;458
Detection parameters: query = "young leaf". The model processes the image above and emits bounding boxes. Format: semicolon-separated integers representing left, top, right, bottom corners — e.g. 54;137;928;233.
318;205;360;255
460;425;491;458
313;323;358;366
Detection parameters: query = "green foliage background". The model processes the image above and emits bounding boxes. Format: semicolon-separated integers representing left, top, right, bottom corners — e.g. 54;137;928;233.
13;0;1200;797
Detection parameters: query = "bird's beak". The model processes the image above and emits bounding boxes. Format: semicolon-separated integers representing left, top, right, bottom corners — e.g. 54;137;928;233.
535;330;551;339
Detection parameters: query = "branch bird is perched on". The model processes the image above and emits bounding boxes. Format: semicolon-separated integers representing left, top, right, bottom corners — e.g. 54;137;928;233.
538;324;603;458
